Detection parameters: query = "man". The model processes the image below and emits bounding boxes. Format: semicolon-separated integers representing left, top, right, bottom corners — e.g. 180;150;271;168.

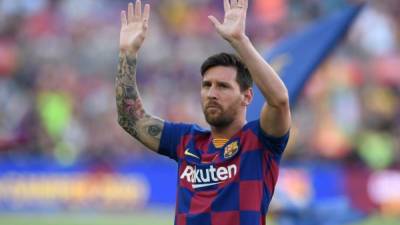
116;0;291;224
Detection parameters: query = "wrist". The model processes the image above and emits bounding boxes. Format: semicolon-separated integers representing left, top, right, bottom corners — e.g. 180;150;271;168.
120;47;139;58
228;34;250;47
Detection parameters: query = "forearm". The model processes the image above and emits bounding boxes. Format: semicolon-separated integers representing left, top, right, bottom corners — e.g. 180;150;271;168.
230;36;289;107
116;52;163;151
116;52;144;127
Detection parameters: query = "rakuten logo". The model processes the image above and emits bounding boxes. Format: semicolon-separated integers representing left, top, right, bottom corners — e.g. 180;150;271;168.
180;165;237;189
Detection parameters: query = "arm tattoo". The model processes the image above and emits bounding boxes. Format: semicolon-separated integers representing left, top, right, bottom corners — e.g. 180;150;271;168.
116;53;163;151
116;53;142;129
148;125;162;137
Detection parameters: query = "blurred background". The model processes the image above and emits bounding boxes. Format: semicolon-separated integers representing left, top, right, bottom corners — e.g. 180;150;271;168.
0;0;399;224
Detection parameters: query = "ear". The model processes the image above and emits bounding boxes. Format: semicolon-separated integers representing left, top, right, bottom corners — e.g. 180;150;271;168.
241;88;253;106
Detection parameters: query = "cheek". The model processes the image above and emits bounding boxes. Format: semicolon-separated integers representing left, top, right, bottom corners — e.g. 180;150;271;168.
223;95;241;109
240;95;248;106
200;91;207;106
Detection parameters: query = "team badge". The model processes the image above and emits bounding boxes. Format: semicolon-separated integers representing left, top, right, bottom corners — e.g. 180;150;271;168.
224;141;239;159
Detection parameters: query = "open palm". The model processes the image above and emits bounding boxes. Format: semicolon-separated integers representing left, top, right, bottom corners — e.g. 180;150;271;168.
120;0;150;55
209;0;248;41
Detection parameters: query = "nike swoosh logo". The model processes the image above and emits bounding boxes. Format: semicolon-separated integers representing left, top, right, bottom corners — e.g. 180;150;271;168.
184;148;199;159
192;182;221;189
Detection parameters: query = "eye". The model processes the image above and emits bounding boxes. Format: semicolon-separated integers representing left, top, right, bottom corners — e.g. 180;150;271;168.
218;82;230;89
202;81;211;88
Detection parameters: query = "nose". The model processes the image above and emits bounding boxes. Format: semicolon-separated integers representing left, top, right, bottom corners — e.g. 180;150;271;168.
207;85;218;99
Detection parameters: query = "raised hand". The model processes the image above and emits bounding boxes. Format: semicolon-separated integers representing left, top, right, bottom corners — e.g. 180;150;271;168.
208;0;248;42
120;0;150;56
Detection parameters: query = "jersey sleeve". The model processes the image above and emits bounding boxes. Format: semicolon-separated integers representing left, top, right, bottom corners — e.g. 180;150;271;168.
251;120;290;156
158;121;193;161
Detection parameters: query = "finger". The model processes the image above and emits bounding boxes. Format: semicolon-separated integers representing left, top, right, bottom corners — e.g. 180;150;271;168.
230;0;238;7
223;0;230;12
142;4;150;30
238;0;246;8
135;0;141;18
128;2;134;23
121;10;127;26
208;15;222;29
243;0;248;9
143;4;150;21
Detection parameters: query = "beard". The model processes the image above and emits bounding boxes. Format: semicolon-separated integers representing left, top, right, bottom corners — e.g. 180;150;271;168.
203;99;240;128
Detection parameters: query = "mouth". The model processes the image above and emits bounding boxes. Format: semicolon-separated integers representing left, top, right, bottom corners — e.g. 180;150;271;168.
206;104;221;110
207;105;219;109
206;102;221;110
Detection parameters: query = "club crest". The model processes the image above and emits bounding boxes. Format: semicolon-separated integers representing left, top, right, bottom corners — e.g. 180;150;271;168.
224;141;239;159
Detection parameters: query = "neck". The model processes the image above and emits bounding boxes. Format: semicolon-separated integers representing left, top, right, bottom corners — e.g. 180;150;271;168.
210;117;246;139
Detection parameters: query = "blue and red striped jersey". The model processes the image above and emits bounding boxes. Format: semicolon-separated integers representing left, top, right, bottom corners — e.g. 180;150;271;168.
158;120;289;225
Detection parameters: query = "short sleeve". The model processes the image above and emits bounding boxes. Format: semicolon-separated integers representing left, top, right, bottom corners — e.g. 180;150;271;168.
250;120;290;156
158;121;193;161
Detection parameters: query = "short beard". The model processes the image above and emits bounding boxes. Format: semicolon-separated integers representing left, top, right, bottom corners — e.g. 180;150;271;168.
205;111;234;128
203;99;240;128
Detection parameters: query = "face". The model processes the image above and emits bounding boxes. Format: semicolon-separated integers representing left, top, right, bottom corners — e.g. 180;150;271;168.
201;66;250;128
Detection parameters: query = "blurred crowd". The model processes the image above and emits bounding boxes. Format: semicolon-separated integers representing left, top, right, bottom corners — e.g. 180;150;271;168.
0;0;399;170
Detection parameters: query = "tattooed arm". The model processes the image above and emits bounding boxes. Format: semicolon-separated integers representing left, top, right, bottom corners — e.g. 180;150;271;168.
209;0;291;137
116;53;163;151
116;1;163;152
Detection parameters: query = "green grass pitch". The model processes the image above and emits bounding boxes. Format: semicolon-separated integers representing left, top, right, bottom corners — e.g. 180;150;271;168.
0;212;398;225
0;211;173;225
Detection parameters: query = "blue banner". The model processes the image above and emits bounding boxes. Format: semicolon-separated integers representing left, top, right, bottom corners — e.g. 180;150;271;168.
2;158;397;216
247;4;364;121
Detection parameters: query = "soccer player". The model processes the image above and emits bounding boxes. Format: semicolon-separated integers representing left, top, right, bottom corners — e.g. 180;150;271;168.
116;0;291;224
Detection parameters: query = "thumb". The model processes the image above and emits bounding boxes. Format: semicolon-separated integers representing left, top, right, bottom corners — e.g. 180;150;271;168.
208;15;222;29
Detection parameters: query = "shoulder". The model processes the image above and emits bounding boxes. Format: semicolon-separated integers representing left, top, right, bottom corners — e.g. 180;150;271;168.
239;120;290;154
243;120;289;138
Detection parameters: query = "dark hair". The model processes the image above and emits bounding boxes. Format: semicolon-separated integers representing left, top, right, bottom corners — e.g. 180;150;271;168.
200;52;253;91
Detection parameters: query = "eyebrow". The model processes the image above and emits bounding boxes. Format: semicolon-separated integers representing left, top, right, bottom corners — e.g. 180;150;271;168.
202;80;232;87
216;81;231;87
